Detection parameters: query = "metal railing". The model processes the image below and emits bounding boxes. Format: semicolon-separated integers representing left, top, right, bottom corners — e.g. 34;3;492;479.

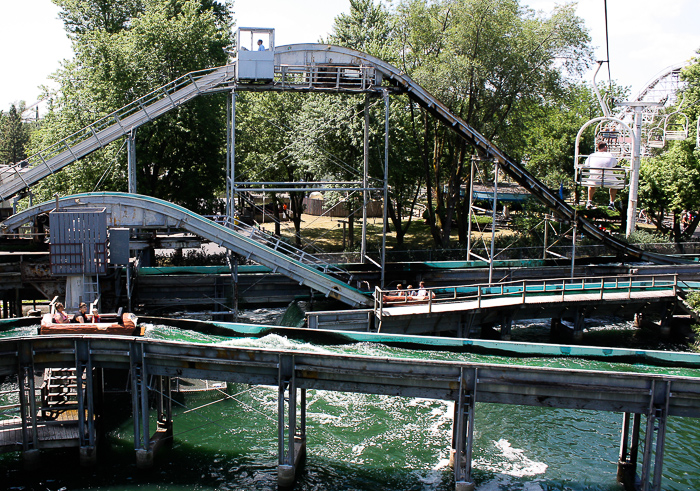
208;215;353;282
0;66;234;200
374;274;680;314
275;64;376;91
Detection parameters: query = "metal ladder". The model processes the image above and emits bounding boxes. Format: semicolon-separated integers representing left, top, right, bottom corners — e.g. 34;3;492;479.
82;275;100;308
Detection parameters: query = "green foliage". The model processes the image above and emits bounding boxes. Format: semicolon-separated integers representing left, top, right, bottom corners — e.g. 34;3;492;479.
0;104;31;165
626;229;670;245
639;140;700;240
326;0;396;62
30;0;232;212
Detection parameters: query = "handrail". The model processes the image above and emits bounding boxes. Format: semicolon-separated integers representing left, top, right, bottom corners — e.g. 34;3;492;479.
0;66;234;201
375;274;681;313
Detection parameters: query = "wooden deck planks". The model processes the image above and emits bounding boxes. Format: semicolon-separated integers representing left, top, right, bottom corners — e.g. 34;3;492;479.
0;417;81;453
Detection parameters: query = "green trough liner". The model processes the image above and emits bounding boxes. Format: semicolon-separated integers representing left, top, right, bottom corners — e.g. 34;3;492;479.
184;319;700;369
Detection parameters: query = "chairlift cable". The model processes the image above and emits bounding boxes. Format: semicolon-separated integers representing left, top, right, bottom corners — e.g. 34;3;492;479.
603;0;613;93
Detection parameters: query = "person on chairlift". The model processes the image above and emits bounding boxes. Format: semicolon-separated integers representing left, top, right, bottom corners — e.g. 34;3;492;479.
584;141;619;210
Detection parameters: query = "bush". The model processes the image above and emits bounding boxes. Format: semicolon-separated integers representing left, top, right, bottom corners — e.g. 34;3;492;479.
627;229;669;245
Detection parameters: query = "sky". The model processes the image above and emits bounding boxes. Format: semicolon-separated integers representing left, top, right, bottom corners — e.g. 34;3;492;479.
1;0;699;113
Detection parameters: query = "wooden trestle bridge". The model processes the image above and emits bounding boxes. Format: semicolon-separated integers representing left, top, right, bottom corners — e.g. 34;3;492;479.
0;332;698;491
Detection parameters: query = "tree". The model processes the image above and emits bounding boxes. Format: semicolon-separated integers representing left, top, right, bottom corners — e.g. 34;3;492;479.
0;103;30;166
394;0;593;247
30;0;232;212
637;51;700;244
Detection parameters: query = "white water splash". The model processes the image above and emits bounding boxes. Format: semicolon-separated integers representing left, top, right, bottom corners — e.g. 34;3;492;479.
476;438;548;478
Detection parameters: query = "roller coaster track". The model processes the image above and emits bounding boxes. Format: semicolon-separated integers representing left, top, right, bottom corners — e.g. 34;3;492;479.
0;44;688;265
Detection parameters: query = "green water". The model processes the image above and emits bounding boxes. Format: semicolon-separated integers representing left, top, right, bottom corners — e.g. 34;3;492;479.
1;320;699;490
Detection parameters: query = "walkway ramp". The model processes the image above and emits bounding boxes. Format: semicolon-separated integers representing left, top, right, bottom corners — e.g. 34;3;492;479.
0;66;235;202
0;193;371;308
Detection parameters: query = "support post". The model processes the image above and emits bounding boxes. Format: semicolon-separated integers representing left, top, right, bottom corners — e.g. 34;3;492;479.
640;381;671;491
75;340;97;466
278;355;306;487
466;157;475;261
361;94;369;263
451;367;476;491
127;130;137;194
131;343;153;469
149;376;173;457
500;313;513;341
626;106;642;237
380;90;389;288
572;308;585;343
618;412;641;489
227;90;237;224
488;161;499;285
17;341;40;468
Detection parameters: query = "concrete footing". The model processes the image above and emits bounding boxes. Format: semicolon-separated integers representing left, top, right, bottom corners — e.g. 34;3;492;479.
278;464;295;487
22;449;41;470
80;445;97;466
617;461;638;491
136;448;154;469
455;480;475;491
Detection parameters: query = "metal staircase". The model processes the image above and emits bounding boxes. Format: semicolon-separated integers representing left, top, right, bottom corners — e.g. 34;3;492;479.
41;368;82;420
0;65;235;202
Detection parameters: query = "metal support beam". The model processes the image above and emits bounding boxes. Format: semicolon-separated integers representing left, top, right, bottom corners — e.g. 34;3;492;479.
500;313;513;341
466;157;475;260
572;308;585;343
362;94;369;263
618;412;642;489
75;340;97;465
640;381;671;491
227;90;237;224
488;161;499;285
127;130;137;194
278;354;306;487
452;368;476;491
131;343;153;469
380;90;389;288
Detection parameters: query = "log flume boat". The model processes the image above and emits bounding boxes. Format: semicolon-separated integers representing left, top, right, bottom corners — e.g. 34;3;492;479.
39;313;142;336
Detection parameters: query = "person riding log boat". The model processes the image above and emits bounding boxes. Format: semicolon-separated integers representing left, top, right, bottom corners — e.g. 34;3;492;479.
40;309;141;336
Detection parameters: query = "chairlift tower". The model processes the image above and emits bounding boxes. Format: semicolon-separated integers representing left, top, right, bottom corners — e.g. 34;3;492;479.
617;101;664;237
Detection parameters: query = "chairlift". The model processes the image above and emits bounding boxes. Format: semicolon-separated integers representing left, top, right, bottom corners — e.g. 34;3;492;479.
574;116;631;191
647;125;665;149
593;121;632;160
664;111;689;141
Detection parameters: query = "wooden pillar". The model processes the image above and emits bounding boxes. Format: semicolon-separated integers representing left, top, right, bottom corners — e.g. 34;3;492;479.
278;354;306;487
451;367;476;491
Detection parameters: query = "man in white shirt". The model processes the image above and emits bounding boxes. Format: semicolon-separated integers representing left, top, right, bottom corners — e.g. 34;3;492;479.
584;142;618;210
257;39;266;51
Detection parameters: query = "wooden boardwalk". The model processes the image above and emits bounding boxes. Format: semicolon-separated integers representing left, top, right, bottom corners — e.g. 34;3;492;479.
0;416;80;453
380;288;678;317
